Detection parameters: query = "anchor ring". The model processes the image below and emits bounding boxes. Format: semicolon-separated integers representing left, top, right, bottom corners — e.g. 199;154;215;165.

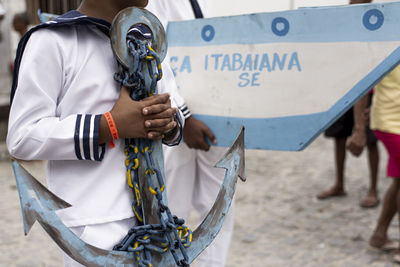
110;7;167;70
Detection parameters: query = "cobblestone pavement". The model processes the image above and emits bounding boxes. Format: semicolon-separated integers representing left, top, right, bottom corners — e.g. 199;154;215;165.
0;137;398;266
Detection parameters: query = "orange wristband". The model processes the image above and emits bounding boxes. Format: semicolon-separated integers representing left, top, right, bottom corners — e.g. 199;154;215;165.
104;112;119;148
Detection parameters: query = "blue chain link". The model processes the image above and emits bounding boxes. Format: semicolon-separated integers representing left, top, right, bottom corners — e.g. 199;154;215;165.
113;30;191;267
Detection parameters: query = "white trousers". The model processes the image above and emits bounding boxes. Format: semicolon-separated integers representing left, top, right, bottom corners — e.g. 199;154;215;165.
62;218;135;267
163;144;234;267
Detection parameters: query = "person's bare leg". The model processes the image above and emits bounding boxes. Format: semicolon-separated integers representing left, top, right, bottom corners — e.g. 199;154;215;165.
369;179;399;248
317;137;347;199
394;185;400;261
360;142;380;208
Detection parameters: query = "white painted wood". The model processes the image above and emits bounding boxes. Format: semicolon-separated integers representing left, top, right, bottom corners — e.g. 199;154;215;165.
170;42;400;118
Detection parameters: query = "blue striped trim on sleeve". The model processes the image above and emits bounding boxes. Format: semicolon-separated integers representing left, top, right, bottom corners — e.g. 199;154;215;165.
83;115;92;160
162;112;183;147
93;115;105;161
74;114;83;160
179;104;192;120
74;114;105;161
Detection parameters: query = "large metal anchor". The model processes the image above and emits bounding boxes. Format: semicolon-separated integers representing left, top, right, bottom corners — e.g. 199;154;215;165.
11;7;246;266
11;127;244;266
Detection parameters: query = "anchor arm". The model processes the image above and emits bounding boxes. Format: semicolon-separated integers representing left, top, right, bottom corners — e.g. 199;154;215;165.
186;126;246;263
150;126;246;265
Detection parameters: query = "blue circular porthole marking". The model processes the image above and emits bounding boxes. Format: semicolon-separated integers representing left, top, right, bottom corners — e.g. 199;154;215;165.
271;17;290;37
202;25;215;42
363;9;384;31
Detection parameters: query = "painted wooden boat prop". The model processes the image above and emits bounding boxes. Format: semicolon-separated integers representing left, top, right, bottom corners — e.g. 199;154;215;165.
167;2;400;150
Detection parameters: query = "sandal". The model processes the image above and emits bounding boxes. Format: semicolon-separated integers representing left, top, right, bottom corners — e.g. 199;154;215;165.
371;240;399;252
360;197;380;208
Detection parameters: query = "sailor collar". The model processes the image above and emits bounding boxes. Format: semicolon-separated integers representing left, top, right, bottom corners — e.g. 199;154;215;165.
10;10;111;104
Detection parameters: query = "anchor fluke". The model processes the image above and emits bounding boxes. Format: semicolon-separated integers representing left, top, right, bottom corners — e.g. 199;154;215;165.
12;160;72;235
215;126;246;182
11;160;138;266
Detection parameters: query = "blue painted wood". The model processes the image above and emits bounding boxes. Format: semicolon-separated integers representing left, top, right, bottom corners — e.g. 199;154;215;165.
168;2;400;46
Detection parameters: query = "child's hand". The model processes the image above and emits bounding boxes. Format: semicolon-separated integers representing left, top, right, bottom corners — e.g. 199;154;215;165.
183;117;216;151
142;94;178;140
99;87;177;144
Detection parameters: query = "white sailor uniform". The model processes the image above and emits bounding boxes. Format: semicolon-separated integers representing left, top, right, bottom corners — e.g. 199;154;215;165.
147;1;235;267
7;10;183;266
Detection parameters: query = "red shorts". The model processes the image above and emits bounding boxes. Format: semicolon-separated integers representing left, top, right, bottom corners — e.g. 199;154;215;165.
374;130;400;178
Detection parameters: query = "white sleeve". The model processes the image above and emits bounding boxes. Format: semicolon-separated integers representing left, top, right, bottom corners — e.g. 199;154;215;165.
146;0;169;29
160;57;190;116
147;0;193;120
199;0;209;17
7;30;105;161
158;60;184;146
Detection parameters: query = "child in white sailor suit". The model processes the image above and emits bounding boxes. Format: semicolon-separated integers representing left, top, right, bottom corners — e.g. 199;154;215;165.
147;1;235;267
7;0;183;266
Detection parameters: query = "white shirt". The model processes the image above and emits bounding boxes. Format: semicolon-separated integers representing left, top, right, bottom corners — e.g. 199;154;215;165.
8;23;182;227
147;0;208;26
147;0;209;119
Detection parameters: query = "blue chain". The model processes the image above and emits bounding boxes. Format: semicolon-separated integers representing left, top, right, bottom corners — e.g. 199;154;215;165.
113;31;192;267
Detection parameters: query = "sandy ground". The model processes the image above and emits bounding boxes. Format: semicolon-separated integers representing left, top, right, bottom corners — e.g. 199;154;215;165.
0;136;398;267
